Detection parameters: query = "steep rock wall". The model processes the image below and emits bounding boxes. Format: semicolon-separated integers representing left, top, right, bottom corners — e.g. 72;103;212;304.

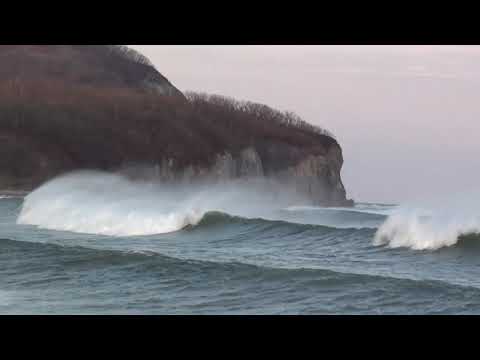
119;144;351;206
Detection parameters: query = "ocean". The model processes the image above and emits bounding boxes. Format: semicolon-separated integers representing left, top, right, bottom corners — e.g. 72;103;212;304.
1;171;480;314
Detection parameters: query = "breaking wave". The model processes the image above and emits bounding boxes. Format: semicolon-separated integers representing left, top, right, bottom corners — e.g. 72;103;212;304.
373;194;480;250
17;170;480;251
16;170;307;236
374;212;480;250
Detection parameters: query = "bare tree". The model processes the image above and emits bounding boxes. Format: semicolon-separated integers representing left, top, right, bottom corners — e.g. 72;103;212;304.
185;91;337;140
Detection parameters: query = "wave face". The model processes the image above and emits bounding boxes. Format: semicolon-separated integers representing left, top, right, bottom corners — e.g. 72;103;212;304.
3;235;480;315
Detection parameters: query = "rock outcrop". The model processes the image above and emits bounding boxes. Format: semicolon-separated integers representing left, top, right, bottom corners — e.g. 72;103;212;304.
119;144;350;206
0;45;353;206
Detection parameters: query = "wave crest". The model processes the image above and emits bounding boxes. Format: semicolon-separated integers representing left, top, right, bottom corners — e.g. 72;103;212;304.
17;172;208;236
374;211;480;250
16;170;307;236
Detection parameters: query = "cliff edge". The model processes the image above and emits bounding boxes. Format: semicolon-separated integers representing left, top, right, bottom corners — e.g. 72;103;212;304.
0;45;353;206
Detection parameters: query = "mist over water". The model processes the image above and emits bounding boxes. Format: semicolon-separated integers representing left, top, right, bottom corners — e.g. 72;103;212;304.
374;191;480;250
17;171;309;236
4;45;480;314
3;170;480;314
17;171;480;251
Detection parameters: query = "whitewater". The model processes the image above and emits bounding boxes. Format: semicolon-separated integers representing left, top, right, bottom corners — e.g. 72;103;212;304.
17;171;480;250
17;171;310;236
2;171;480;314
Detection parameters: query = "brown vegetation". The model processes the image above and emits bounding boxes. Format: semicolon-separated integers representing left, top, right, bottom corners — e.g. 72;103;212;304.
0;45;338;189
0;45;181;94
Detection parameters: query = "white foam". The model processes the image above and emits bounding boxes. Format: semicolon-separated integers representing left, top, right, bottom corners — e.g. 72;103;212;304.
374;205;480;251
17;171;305;236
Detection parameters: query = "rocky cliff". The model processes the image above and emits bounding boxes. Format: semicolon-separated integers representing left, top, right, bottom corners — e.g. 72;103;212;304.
0;45;352;206
119;143;350;206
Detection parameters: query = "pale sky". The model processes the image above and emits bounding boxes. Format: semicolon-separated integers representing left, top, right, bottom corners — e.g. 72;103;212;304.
130;45;480;204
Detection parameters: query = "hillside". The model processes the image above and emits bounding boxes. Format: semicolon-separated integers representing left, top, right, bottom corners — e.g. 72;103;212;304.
0;45;352;206
0;45;183;96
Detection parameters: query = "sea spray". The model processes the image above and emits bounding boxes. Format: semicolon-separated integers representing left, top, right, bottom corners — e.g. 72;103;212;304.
17;170;306;236
374;191;480;250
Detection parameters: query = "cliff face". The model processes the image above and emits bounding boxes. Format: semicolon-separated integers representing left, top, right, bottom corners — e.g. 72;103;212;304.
119;144;350;206
0;45;352;206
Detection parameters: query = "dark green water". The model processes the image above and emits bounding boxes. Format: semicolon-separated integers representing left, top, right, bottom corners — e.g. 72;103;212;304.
2;195;480;314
